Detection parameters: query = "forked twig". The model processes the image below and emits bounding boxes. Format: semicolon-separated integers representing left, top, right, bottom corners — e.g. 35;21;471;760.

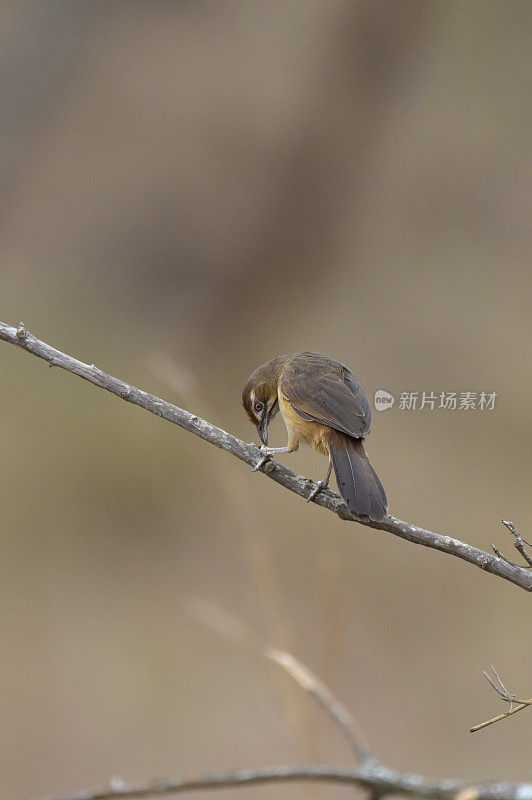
470;666;532;732
491;520;532;569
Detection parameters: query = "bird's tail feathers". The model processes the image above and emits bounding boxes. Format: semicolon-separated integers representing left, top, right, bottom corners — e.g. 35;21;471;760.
328;433;387;521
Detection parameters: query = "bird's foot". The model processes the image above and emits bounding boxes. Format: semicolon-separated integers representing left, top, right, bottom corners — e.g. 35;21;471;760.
251;445;276;471
258;445;280;457
307;479;328;503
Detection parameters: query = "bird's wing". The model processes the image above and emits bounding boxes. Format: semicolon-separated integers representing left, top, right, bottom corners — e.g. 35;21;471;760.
280;356;371;438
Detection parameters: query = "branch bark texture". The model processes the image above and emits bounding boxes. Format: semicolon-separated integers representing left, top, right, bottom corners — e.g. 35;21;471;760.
35;764;532;800
1;320;530;592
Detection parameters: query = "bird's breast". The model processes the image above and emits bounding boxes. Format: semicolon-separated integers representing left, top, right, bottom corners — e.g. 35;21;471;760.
278;390;331;456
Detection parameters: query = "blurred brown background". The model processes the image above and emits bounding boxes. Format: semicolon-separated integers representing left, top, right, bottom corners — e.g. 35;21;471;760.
1;1;531;798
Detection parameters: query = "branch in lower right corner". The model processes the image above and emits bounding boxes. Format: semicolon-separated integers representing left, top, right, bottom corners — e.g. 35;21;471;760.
470;666;532;732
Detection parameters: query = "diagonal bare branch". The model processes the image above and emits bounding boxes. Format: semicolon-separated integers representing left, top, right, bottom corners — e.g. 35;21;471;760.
470;700;532;733
1;320;531;592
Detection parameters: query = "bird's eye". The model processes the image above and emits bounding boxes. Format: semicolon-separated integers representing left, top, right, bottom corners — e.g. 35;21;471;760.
253;401;264;413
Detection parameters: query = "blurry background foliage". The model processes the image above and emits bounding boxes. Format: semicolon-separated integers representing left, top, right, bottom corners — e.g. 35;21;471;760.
0;2;530;798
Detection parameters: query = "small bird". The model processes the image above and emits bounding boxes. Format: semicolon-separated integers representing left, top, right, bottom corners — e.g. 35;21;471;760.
242;352;387;521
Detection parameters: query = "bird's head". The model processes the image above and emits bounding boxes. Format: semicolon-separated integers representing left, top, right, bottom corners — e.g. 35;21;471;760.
241;356;288;445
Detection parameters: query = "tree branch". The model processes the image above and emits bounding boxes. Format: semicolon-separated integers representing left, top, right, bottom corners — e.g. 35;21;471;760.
1;320;530;592
33;765;532;800
30;643;532;800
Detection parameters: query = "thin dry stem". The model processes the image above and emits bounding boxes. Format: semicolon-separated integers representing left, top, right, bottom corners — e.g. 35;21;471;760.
266;647;372;764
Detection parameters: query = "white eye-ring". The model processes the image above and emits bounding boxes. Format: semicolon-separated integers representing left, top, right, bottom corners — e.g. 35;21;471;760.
253;400;264;413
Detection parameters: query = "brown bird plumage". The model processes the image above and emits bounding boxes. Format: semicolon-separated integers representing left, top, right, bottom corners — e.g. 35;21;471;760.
242;352;387;521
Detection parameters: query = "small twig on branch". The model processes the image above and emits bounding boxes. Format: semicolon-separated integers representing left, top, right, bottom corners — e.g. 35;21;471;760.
491;521;532;569
470;666;532;732
1;320;531;592
482;666;518;705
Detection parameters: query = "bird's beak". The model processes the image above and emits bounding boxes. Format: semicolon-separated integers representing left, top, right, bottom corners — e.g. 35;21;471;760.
257;412;268;445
